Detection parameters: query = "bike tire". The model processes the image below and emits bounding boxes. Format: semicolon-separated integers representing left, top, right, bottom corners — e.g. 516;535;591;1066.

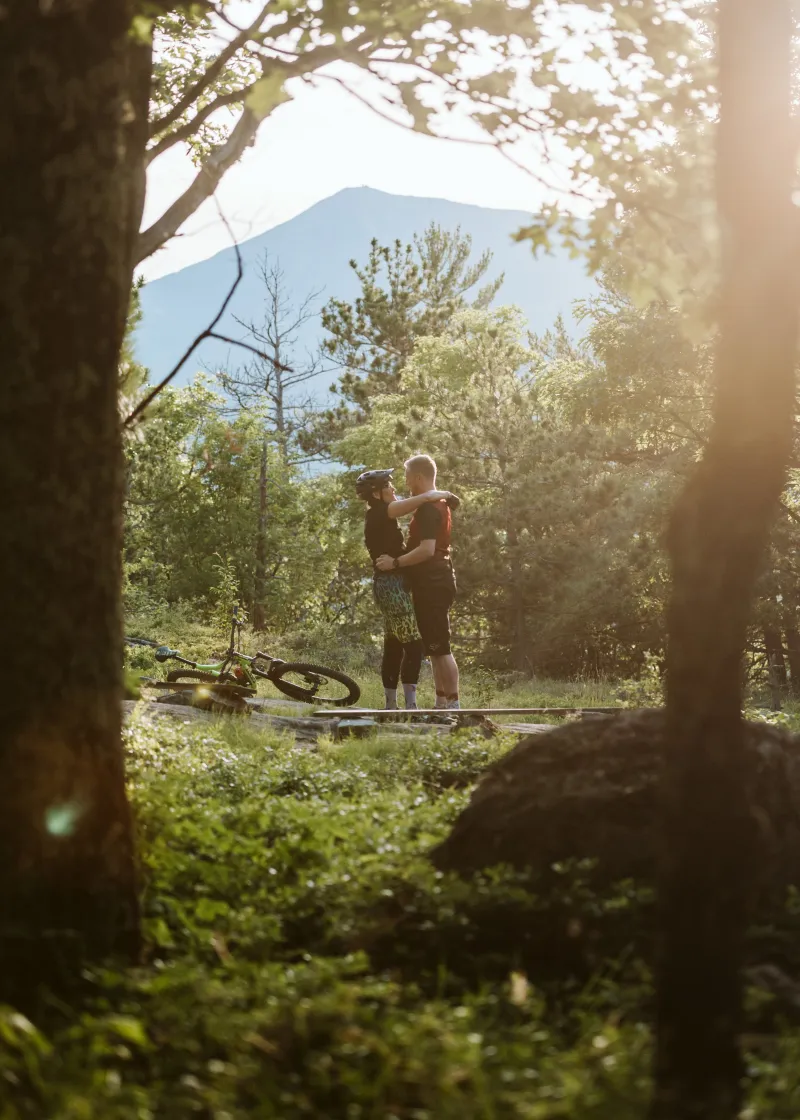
166;669;238;685
270;662;360;706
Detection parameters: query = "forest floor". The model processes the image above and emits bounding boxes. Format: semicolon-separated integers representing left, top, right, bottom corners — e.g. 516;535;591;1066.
5;696;800;1118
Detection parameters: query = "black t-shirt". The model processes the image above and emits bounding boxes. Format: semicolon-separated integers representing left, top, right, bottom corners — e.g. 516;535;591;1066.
413;503;442;542
407;501;455;589
364;502;405;566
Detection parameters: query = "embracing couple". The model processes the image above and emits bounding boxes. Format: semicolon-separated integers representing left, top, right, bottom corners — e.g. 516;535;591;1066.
357;454;460;712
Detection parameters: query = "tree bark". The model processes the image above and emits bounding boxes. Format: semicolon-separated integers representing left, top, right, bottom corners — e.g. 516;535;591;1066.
783;620;800;695
0;1;145;999
652;3;798;1117
252;436;269;631
507;525;528;672
764;626;787;710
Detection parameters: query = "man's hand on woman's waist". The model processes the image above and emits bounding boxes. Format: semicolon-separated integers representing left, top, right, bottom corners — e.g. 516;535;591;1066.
375;539;436;572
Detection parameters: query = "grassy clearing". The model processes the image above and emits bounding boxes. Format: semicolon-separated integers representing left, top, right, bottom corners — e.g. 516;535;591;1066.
124;615;621;714
3;711;800;1117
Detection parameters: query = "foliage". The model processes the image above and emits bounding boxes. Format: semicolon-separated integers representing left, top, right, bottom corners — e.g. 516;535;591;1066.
4;712;800;1116
123;377;354;631
123;239;800;686
141;1;710;267
616;652;665;709
209;553;245;635
335;300;670;675
118;282;149;421
306;225;504;453
1;714;655;1118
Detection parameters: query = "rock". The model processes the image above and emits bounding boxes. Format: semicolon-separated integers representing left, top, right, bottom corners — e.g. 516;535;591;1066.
745;963;800;1021
247;696;310;715
431;709;800;903
122;700;335;744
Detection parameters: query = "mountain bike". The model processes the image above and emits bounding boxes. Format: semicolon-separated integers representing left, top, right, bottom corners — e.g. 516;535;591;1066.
127;609;360;706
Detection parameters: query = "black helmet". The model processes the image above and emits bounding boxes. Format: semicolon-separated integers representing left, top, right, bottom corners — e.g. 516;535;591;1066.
356;468;394;500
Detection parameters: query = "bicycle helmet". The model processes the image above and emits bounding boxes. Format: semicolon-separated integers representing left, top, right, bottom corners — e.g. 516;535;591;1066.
355;468;394;500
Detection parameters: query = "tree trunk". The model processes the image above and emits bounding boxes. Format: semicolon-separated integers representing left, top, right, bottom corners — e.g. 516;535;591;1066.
783;620;800;695
764;626;787;710
652;3;798;1118
274;369;289;465
507;525;528;672
0;1;147;1000
252;436;269;630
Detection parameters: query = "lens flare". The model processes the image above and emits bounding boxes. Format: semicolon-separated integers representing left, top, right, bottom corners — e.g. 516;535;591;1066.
45;802;83;838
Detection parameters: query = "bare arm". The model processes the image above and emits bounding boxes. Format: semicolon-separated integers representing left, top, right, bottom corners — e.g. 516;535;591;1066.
387;489;451;519
375;540;435;571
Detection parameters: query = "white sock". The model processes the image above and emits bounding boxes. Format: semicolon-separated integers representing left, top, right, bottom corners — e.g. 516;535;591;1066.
402;683;418;709
435;693;447;709
446;696;461;710
384;688;398;710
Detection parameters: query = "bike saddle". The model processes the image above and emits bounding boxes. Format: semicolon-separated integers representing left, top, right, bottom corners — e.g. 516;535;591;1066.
154;646;179;662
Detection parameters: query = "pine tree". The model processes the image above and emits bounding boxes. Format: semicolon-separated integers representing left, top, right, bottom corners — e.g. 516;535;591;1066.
302;225;503;455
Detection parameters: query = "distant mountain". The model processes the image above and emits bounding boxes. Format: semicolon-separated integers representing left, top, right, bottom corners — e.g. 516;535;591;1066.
134;187;597;395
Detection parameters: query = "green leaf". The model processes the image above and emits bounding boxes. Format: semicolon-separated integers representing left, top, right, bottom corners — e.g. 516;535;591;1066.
129;14;154;44
246;73;290;121
105;1016;149;1048
195;897;229;922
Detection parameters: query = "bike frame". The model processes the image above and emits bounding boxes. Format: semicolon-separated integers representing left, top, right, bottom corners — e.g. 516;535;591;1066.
153;608;294;689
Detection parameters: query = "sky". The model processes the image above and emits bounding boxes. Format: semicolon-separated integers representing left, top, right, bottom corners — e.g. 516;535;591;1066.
141;78;559;282
139;3;594;281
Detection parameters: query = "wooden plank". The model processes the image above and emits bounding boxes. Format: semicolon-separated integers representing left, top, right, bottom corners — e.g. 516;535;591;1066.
311;706;620;719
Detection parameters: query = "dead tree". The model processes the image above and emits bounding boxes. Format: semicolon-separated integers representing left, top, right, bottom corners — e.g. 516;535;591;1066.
216;254;326;629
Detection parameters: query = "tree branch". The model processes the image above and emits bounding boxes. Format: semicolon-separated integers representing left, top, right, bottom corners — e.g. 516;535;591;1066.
123;202;295;426
125;223;242;425
207;331;292;372
139;36;373;265
149;1;272;137
146;82;258;163
137;106;261;264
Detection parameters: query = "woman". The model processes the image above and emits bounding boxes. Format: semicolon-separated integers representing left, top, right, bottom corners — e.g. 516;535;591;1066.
356;468;457;710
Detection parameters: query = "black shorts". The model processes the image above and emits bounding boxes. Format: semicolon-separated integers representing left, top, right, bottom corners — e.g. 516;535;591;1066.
412;567;456;657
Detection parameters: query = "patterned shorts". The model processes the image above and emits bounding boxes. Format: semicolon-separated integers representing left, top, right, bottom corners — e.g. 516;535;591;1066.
373;571;420;645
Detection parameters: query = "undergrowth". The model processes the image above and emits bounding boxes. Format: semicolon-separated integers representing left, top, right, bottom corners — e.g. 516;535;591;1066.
2;714;800;1117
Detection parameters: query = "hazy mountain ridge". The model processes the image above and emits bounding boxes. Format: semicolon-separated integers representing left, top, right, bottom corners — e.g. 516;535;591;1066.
134;187;597;395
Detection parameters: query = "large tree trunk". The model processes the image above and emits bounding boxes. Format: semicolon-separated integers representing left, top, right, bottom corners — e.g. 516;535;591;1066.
0;1;148;1000
652;3;798;1117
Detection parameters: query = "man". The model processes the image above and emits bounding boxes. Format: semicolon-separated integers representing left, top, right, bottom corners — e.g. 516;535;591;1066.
376;454;460;709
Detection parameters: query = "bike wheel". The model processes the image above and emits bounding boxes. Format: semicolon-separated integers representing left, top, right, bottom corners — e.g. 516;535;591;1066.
166;669;238;685
270;662;360;706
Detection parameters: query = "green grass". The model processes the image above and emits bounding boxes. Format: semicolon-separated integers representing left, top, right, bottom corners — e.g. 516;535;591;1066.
350;669;619;714
124;615;622;715
3;712;800;1118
